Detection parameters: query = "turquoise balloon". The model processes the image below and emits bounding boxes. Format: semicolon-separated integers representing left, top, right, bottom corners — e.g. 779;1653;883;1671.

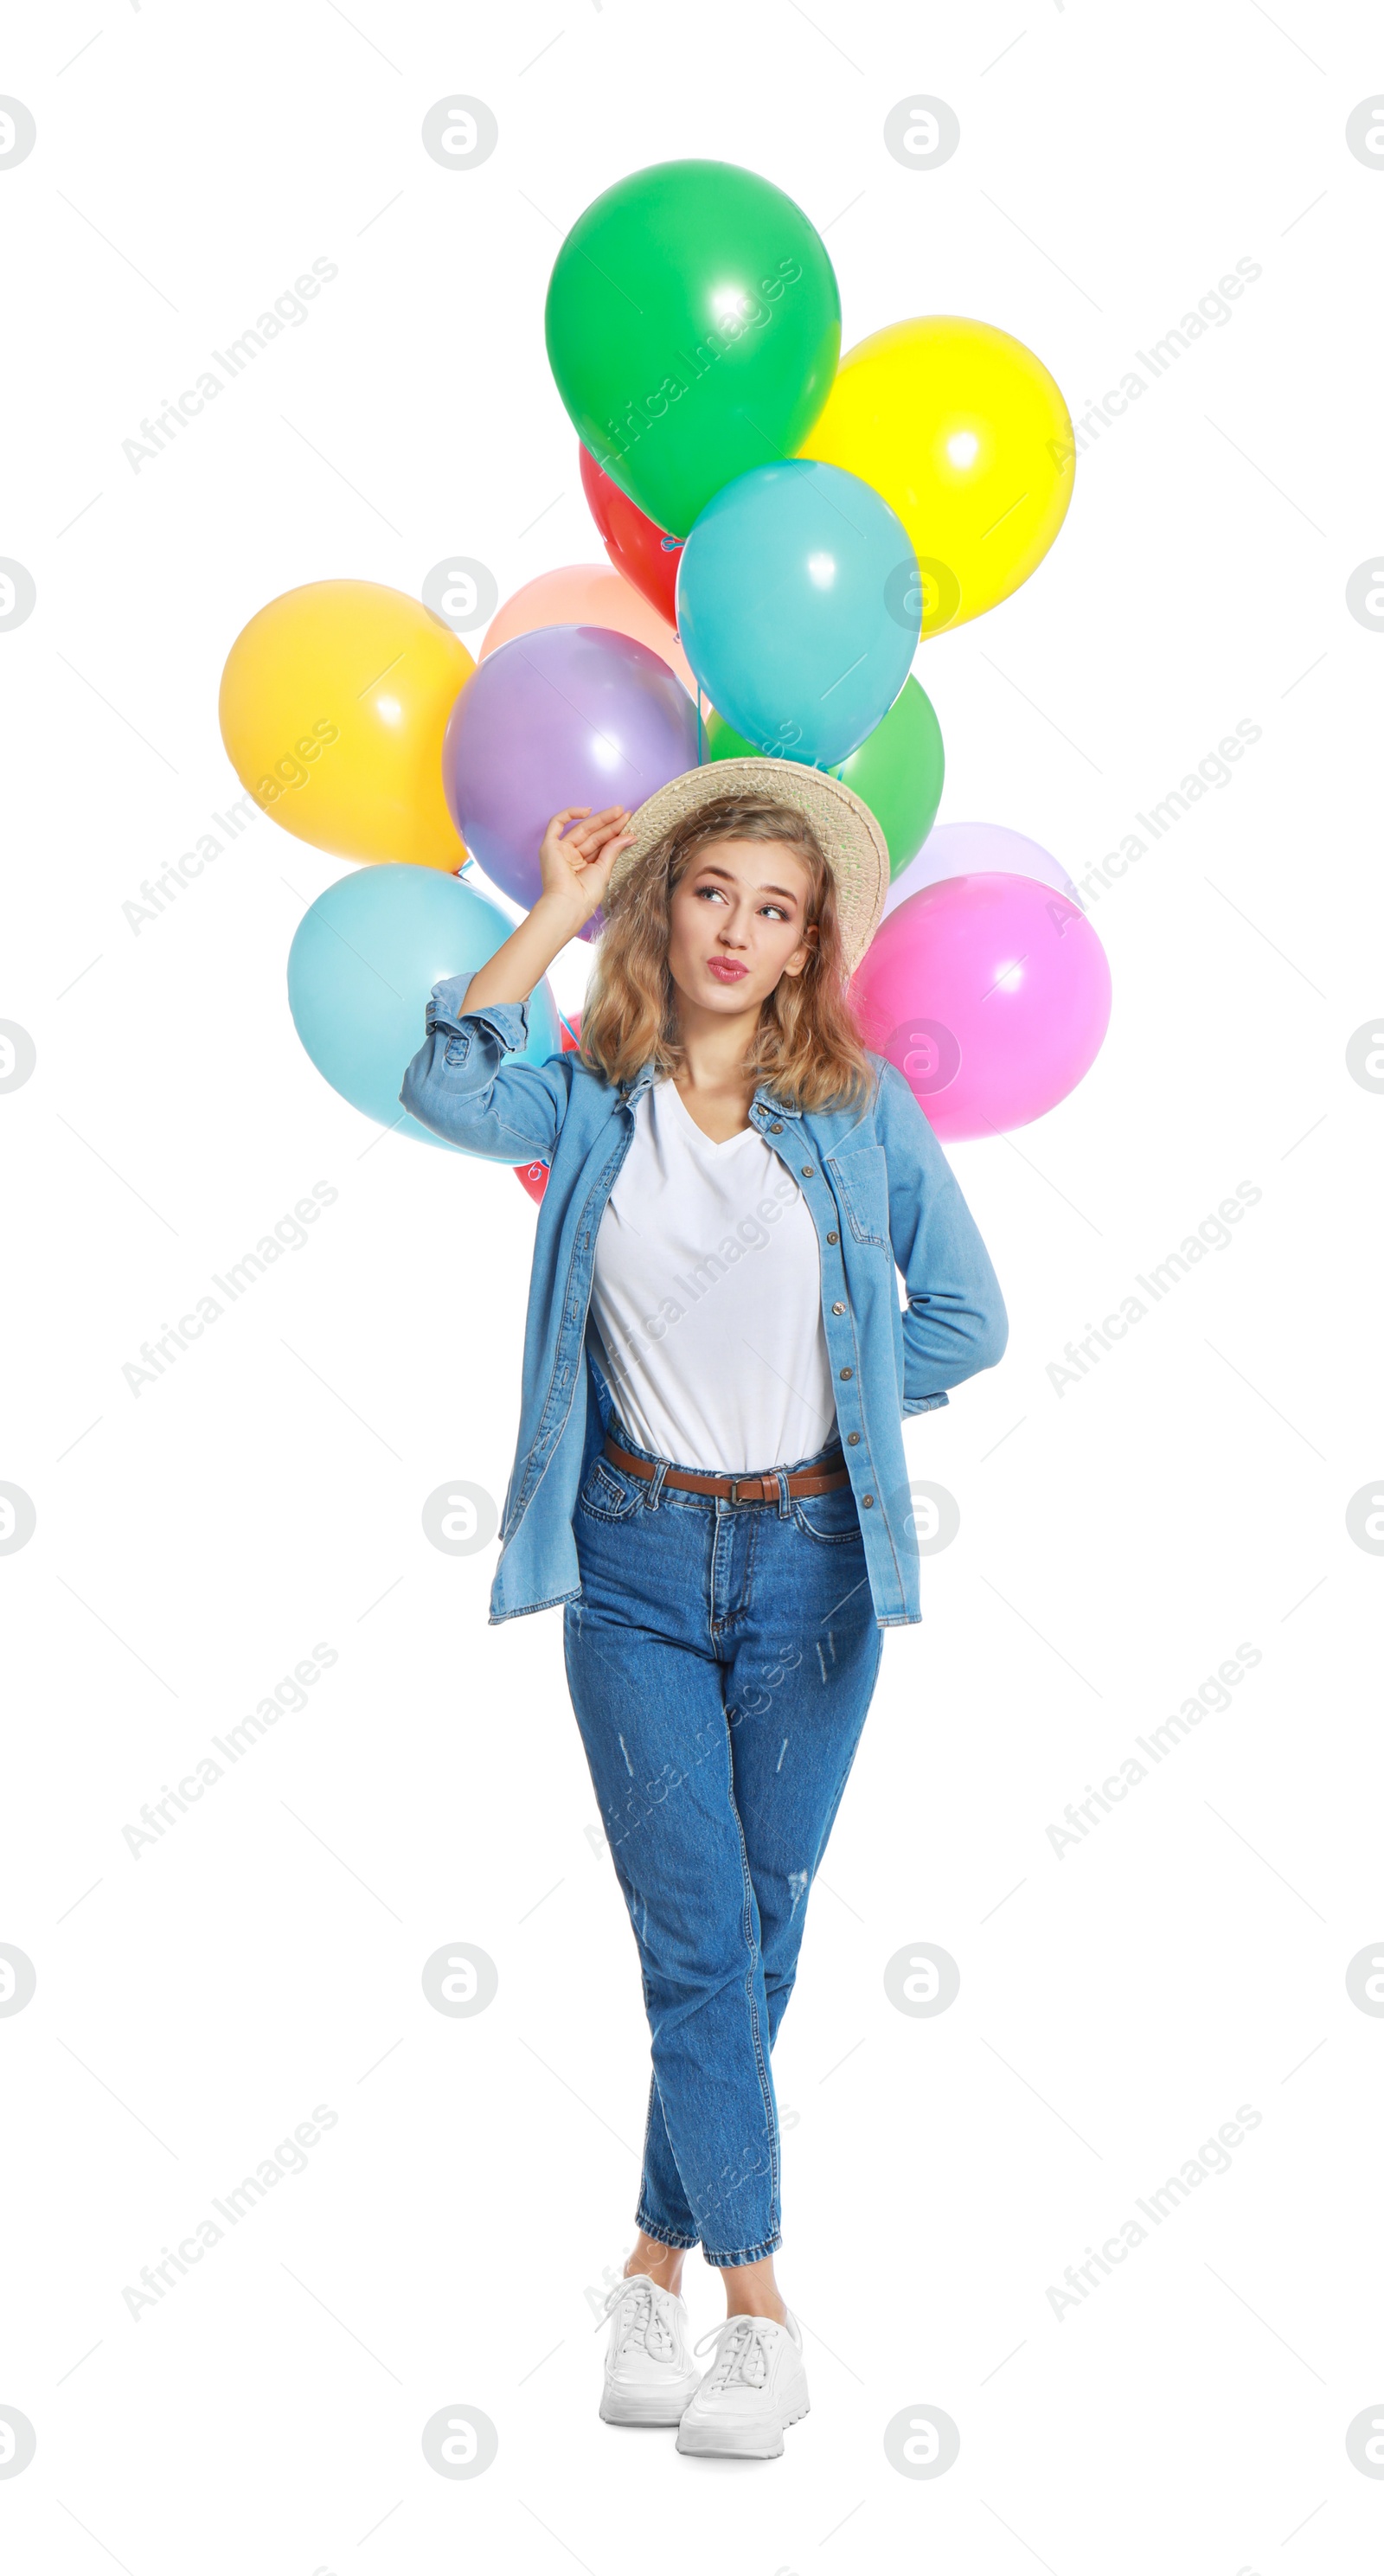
286;864;561;1153
676;459;920;767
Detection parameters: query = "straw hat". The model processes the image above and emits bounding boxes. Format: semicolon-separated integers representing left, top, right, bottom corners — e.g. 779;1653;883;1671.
606;756;891;976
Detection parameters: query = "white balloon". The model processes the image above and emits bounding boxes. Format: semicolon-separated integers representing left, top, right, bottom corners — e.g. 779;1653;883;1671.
882;821;1078;921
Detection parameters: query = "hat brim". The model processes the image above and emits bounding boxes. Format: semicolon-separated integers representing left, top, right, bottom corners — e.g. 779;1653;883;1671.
606;757;891;976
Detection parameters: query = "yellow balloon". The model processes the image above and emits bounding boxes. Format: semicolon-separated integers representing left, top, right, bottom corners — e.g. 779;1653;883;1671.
218;580;475;869
799;317;1074;635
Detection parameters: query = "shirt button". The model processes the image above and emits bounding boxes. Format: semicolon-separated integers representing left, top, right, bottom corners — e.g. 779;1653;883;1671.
831;1302;845;1315
801;1163;814;1176
769;1120;783;1133
826;1229;838;1245
862;1494;874;1508
847;1432;860;1445
839;1366;853;1380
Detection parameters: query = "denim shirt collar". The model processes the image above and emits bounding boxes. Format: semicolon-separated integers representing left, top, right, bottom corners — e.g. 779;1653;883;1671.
618;1061;804;1123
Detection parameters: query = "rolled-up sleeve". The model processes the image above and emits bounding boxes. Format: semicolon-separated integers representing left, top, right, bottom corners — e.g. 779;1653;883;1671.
874;1059;1009;1412
400;970;570;1164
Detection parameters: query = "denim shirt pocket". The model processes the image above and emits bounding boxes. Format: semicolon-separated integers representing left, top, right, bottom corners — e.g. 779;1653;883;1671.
826;1142;891;1250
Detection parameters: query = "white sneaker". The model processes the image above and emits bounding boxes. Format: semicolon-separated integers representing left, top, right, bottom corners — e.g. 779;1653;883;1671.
596;2273;702;2425
675;2308;811;2458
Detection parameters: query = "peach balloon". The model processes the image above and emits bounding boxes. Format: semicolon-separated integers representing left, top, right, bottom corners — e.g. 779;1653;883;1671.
481;564;697;696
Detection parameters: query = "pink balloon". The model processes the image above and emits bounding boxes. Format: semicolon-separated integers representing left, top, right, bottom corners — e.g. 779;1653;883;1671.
882;820;1078;922
852;873;1112;1141
482;564;697;695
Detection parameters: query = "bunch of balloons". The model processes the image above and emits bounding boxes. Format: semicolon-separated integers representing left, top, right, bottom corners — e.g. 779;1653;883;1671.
219;155;1110;1158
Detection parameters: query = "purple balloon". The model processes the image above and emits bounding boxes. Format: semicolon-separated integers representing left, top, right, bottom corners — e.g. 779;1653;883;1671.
882;821;1079;924
443;625;700;940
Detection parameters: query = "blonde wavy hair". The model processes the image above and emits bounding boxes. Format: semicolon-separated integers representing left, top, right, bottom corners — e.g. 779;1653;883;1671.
577;791;875;1113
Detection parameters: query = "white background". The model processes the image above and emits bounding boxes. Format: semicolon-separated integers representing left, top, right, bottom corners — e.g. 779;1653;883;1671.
3;2;1382;2569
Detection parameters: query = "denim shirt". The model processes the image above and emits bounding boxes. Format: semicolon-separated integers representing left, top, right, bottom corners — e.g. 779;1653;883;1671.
400;973;1009;1630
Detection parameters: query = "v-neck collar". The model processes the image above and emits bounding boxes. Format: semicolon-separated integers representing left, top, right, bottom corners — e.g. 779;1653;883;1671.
656;1073;762;1155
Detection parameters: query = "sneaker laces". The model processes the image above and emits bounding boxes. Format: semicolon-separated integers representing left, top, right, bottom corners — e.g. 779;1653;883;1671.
691;2314;779;2392
595;2273;677;2361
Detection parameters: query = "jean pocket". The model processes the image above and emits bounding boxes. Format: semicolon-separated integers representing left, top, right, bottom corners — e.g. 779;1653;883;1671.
579;1458;643;1522
791;1482;864;1544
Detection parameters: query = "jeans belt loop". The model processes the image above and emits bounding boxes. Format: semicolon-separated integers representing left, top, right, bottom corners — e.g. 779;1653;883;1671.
644;1456;670;1510
775;1467;791;1520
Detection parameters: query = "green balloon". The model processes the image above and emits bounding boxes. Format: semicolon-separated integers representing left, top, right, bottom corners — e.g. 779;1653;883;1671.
706;678;945;880
546;159;841;541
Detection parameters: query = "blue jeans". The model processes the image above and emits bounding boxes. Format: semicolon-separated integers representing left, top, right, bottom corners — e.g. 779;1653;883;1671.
562;1425;884;2269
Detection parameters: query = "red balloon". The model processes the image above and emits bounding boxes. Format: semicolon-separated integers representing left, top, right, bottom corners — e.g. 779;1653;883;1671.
580;445;682;629
513;1013;582;1200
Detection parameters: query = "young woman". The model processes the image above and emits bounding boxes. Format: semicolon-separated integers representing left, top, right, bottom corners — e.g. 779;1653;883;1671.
400;759;1008;2461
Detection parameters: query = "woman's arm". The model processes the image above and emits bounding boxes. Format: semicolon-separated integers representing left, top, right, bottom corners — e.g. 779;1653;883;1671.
465;804;634;1009
400;805;634;1161
873;1058;1009;1411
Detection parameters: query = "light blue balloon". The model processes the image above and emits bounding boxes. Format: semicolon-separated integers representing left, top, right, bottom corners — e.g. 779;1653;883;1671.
676;459;921;768
286;863;562;1154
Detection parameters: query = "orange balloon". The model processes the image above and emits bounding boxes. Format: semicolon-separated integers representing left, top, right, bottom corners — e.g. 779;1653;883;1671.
481;564;697;696
219;579;474;871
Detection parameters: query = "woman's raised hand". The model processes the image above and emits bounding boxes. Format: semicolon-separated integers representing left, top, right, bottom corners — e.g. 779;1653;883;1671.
537;805;637;924
458;806;638;1019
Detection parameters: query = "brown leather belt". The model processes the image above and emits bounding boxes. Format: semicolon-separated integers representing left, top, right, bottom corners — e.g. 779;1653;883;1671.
603;1432;849;1506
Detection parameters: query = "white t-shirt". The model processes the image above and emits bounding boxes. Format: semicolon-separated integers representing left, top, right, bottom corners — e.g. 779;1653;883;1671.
588;1074;838;1474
